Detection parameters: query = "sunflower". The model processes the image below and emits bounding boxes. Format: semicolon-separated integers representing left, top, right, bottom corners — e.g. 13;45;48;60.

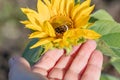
21;0;101;53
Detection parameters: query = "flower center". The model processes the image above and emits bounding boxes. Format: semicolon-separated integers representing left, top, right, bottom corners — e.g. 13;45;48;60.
50;16;73;36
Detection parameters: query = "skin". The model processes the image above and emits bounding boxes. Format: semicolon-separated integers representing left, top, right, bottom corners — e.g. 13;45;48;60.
9;40;103;80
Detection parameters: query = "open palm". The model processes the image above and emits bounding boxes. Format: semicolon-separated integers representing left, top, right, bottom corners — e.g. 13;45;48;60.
9;40;103;80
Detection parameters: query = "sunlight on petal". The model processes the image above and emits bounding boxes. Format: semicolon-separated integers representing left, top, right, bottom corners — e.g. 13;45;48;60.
70;0;90;20
30;38;54;49
44;21;56;37
37;0;50;21
44;0;51;7
83;29;101;39
29;32;48;39
74;15;90;28
51;0;61;15
65;0;74;16
21;20;42;31
74;5;95;21
59;0;66;15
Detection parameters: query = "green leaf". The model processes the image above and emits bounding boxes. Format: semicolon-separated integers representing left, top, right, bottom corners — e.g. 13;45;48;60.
90;17;120;58
22;39;44;65
102;33;120;48
100;74;119;80
97;40;118;57
97;33;120;58
90;18;120;58
101;33;120;57
111;47;120;57
90;9;114;21
90;20;120;35
111;58;120;73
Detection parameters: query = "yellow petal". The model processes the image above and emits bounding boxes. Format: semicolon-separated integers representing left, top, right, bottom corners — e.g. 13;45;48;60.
44;21;56;37
29;32;48;39
74;15;90;28
64;29;83;39
20;20;30;24
63;30;72;38
74;5;95;28
26;13;43;31
51;0;61;15
30;38;54;49
37;0;50;21
63;29;83;47
21;20;42;31
21;8;43;31
74;29;84;37
21;8;42;23
59;0;66;15
74;5;95;22
83;29;101;39
21;8;37;14
43;0;54;17
65;0;74;16
86;0;91;5
70;0;90;20
25;24;38;30
44;0;51;7
53;39;62;43
44;42;53;52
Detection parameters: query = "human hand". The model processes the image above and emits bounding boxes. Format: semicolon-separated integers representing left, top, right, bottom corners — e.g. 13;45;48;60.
9;40;103;80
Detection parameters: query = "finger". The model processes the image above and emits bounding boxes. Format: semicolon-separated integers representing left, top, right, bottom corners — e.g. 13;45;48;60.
81;50;103;80
64;40;97;80
32;49;64;76
48;45;81;79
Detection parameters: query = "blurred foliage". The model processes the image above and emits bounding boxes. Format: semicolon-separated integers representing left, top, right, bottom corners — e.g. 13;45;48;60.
100;74;119;80
0;0;28;80
89;9;120;80
0;0;120;80
0;0;25;24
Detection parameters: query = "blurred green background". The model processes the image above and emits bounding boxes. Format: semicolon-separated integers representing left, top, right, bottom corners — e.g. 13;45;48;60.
0;0;120;80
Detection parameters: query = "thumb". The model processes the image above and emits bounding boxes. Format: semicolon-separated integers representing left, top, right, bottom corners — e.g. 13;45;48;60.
8;56;48;80
8;56;31;80
9;56;30;70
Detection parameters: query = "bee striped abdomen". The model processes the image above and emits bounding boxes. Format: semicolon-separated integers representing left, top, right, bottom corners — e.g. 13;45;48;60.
55;25;68;34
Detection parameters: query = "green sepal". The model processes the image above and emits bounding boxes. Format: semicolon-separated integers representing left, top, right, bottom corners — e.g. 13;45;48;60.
77;37;86;43
75;0;80;4
65;46;72;55
22;39;44;66
89;17;98;23
65;37;86;55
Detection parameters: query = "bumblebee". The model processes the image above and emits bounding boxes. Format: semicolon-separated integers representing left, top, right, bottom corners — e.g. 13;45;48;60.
55;25;69;34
